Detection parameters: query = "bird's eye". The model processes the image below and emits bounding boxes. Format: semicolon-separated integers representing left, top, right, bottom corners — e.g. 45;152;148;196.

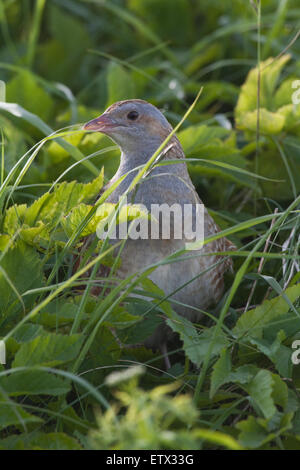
127;110;139;121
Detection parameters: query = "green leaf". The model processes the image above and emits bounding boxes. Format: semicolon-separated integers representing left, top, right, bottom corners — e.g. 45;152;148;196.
61;203;98;237
244;369;276;419
12;323;44;343
228;364;258;384
271;373;288;410
167;316;228;367
0;432;82;450
0;395;43;431
235;54;292;135
235;54;291;115
3;203;27;235
47;131;84;164
122;298;163;344
237;108;285;135
236;416;272;449
1;370;70;396
35;301;86;328
249;332;293;378
12;333;84;367
210;348;232;398
233;284;300;339
178;125;229;155
23;171;104;233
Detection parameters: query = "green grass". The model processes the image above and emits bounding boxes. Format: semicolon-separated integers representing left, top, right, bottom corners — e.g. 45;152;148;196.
0;0;299;450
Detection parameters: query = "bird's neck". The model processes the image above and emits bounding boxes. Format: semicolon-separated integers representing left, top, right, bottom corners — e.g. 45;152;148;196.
107;141;191;203
112;143;164;188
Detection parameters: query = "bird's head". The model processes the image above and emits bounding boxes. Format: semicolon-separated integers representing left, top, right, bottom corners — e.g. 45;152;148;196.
83;99;173;155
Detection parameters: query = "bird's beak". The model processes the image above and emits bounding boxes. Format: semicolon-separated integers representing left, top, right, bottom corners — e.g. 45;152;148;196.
83;113;118;133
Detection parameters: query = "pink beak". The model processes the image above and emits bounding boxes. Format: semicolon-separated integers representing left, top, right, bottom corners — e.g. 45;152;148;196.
83;114;117;133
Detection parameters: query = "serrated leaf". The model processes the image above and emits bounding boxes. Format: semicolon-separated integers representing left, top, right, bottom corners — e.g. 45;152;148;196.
167;315;228;367
12;333;84;367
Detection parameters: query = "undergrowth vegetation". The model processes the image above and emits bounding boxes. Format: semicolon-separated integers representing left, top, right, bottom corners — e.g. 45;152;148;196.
0;0;299;450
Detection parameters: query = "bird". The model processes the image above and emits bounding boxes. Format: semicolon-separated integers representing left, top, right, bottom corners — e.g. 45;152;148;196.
81;99;235;367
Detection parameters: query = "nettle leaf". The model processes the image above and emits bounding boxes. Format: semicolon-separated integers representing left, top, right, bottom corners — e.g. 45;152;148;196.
19;221;49;246
210;362;259;398
121;298;164;344
24;192;58;227
80;169;104;201
106;62;135;106
3;204;27;235
104;306;141;330
34;301;86;328
1;370;70;396
12;323;45;343
12;333;84;368
61;203;98;238
8;171;105;239
167;315;228;367
233;284;300;339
